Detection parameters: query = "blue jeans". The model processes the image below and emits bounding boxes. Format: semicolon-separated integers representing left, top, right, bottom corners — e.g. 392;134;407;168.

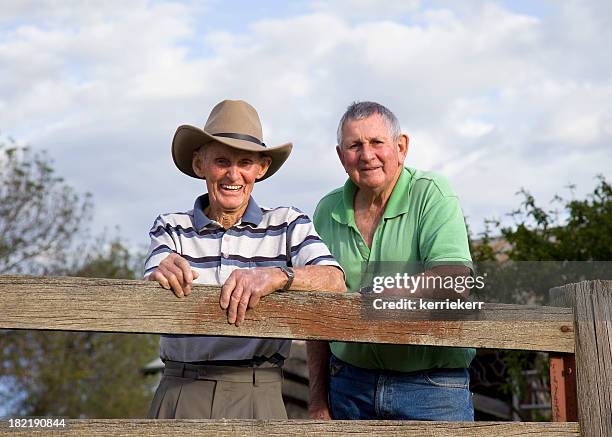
329;355;474;420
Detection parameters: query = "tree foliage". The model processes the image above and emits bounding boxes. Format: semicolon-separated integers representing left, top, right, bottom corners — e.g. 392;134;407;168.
469;175;611;420
0;139;93;275
473;175;612;262
0;139;157;418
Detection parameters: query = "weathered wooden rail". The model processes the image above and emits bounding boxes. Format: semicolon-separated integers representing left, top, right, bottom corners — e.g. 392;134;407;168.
0;276;575;351
0;419;581;436
0;276;610;436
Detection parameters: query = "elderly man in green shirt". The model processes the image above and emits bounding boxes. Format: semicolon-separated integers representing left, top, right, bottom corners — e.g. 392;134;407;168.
307;101;475;420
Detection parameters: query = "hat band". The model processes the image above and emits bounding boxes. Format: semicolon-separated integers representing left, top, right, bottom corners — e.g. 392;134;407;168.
212;132;266;148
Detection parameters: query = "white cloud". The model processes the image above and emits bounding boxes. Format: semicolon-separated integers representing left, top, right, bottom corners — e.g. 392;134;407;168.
1;0;610;250
310;0;421;20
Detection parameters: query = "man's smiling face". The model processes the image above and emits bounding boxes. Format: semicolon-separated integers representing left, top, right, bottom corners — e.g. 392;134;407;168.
337;114;407;195
193;142;270;216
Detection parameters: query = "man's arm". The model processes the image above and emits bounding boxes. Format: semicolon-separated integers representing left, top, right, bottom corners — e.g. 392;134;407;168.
307;340;332;419
220;265;346;326
292;265;347;292
419;265;472;299
380;265;472;300
221;208;346;326
410;177;473;299
144;216;201;297
147;253;345;325
147;252;200;297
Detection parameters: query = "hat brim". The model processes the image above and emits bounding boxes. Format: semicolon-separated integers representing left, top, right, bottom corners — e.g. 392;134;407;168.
172;125;292;182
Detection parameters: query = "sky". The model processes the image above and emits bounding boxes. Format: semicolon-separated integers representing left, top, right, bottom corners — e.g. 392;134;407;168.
1;0;611;252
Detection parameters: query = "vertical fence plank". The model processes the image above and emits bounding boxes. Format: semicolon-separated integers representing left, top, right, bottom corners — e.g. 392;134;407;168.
550;353;578;421
552;280;612;436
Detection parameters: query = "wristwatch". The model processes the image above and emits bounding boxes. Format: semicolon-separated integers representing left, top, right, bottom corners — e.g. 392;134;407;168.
277;266;295;291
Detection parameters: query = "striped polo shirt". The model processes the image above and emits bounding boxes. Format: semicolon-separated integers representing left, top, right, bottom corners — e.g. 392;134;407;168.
144;194;341;365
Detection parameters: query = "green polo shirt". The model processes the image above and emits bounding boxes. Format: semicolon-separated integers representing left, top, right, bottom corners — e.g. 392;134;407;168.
314;167;475;372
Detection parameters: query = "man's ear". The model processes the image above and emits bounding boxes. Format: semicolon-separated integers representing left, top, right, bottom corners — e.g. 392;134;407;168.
336;145;346;168
256;156;272;180
192;150;206;178
398;133;409;162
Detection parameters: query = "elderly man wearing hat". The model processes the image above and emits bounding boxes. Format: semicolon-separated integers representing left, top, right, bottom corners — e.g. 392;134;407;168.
144;100;346;419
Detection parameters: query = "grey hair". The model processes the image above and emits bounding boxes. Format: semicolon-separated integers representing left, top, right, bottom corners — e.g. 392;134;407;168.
336;101;401;146
194;145;207;159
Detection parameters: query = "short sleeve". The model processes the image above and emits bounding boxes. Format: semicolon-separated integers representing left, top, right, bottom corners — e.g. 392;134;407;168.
143;216;177;278
286;210;343;272
418;194;473;270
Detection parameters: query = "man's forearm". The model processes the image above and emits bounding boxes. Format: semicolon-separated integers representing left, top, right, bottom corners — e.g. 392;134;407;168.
292;265;346;293
307;341;331;410
415;266;472;299
381;266;472;299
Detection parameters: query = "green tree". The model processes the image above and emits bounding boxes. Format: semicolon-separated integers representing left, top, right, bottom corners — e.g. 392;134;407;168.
0;139;158;418
0;138;92;275
471;175;612;302
470;175;611;420
494;176;611;261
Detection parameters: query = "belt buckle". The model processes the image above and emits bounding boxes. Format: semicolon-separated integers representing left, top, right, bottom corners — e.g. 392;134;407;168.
196;367;208;379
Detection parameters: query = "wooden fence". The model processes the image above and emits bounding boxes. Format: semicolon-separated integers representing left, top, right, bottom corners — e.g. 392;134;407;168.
0;276;610;436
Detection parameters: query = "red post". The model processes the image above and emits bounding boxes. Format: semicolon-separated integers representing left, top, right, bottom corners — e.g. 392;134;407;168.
549;353;578;421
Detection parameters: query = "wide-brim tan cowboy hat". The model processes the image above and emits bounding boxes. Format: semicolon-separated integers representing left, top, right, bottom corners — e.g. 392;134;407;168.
172;99;292;182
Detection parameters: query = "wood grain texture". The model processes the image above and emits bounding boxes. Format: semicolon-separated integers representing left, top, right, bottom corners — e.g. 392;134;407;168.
0;275;575;351
556;280;612;436
0;419;580;436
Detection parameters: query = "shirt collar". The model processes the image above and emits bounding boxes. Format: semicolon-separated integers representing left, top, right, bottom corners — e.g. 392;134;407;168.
193;194;212;231
382;167;412;219
241;196;263;225
331;167;412;224
193;194;263;231
331;178;356;226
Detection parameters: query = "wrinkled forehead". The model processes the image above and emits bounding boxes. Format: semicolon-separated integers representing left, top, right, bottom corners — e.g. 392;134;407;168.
200;141;263;160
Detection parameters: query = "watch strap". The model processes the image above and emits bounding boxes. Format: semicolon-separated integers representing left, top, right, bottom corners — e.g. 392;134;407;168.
278;266;295;291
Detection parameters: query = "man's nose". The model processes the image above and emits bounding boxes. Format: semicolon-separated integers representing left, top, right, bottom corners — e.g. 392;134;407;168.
360;144;375;161
226;165;239;180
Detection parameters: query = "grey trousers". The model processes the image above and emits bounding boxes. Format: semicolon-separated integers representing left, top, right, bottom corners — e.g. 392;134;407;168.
148;361;287;419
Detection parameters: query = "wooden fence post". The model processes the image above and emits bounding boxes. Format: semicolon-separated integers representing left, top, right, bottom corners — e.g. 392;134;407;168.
549;353;578;421
551;280;612;436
